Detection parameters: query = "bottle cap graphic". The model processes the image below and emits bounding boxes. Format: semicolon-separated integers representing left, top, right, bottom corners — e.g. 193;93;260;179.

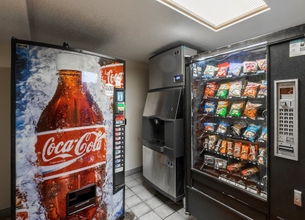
56;53;87;71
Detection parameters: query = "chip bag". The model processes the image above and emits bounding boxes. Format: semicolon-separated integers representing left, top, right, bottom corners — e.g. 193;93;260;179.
256;59;267;71
242;82;260;98
215;101;229;117
204;122;217;132
216;120;230;134
243;61;258;73
228;63;242;76
231;120;248;137
203;65;216;79
215;62;229;78
258;80;267;96
228;102;245;117
243;101;263;120
204;101;217;114
229;80;245;97
258;127;267;142
243;123;261;142
203;82;218;98
215;82;230;99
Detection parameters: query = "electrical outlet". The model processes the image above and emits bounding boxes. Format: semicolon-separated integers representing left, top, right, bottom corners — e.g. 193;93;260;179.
294;190;302;206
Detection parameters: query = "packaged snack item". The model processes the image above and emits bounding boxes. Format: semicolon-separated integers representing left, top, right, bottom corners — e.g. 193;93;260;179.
242;82;260;98
208;135;218;150
243;124;261;142
215;82;230;99
203;65;216;79
228;80;245;97
227;162;245;172
203;138;209;149
228;63;242;76
216;121;230;134
204;122;217;132
258;127;267;142
243;61;258;73
248;144;258;161
228;102;245;117
241;167;259;177
258;80;267;96
203;82;218;98
204;101;217;114
243;101;263;120
233;142;242;158
231;120;248;137
256;59;267;71
240;144;249;160
220;140;227;154
215;101;229;117
215;158;228;169
215;139;222;152
227;141;234;155
204;155;215;166
215;62;229;78
257;148;266;165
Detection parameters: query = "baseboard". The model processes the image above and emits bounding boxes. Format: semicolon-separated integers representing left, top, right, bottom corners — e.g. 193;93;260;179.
0;207;10;219
125;166;142;176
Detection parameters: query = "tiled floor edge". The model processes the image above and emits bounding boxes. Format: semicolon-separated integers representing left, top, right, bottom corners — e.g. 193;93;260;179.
125;166;143;176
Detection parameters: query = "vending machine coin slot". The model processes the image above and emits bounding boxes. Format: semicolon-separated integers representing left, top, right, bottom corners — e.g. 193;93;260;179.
274;79;298;160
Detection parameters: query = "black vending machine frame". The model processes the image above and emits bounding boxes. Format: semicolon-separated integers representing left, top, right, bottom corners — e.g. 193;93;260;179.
268;35;305;220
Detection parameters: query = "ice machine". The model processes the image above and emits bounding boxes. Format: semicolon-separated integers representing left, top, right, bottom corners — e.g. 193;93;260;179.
142;45;197;202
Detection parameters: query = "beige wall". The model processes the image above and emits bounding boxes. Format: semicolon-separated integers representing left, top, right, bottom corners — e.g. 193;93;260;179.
125;60;149;171
0;66;11;211
0;42;148;211
0;42;11;210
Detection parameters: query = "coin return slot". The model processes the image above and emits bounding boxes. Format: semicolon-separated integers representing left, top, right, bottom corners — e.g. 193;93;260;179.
67;184;96;216
279;146;294;153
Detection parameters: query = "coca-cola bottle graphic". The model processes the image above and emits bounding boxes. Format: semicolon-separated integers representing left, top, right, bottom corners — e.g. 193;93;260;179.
35;53;107;220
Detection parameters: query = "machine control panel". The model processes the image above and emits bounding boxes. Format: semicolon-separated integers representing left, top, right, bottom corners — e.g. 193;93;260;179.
274;79;298;161
113;89;125;191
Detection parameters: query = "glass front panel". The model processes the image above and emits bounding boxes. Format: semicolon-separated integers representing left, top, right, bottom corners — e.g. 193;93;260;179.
190;47;267;199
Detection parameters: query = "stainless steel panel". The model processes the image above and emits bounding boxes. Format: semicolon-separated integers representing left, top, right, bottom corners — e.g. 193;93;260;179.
142;145;177;197
149;46;197;90
143;87;181;120
149;46;184;90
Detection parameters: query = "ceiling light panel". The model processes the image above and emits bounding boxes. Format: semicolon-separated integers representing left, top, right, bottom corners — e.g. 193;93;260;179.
157;0;269;31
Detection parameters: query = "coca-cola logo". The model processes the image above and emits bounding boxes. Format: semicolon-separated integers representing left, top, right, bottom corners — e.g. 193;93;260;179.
42;131;104;162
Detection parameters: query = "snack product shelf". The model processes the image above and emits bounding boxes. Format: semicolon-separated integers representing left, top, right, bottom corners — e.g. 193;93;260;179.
190;46;268;200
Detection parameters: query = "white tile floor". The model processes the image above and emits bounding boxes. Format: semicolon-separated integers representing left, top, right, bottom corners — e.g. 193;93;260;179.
124;172;197;220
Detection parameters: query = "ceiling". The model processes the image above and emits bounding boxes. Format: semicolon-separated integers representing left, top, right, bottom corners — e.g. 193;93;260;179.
1;0;305;63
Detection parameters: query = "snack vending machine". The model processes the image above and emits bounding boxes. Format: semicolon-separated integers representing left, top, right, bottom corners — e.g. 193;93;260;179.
185;42;269;219
11;38;126;220
184;24;305;220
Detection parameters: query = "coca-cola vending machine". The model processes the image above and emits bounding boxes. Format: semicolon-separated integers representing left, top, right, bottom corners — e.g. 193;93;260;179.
11;38;126;220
